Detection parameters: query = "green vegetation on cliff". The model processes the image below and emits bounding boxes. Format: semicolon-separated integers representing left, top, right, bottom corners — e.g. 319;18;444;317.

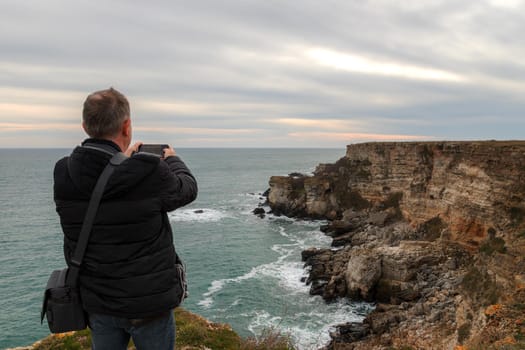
31;309;295;350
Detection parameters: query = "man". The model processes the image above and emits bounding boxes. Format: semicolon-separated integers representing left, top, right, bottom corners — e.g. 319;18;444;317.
53;87;197;349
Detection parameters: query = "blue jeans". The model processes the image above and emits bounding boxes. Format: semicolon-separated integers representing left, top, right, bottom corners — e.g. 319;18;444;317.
89;311;175;350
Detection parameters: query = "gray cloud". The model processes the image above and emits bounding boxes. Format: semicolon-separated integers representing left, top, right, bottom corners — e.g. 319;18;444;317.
0;0;524;147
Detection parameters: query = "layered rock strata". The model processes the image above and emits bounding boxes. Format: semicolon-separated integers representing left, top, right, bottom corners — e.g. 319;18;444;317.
268;141;525;349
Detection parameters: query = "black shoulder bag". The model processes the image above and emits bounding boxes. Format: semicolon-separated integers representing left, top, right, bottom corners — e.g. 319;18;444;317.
41;151;127;333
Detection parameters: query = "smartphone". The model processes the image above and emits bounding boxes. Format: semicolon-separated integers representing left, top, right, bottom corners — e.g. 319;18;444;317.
137;144;170;157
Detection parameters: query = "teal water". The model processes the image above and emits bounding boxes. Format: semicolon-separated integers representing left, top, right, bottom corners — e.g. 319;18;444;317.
0;148;371;350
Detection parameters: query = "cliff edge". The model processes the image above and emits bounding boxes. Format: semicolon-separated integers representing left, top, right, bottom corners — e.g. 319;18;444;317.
11;308;295;350
268;141;525;350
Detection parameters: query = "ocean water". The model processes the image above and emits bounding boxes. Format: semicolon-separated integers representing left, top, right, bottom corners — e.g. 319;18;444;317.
0;148;372;350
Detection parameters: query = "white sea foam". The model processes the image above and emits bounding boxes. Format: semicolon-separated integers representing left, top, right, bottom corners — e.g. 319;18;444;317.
264;214;328;228
195;207;372;349
198;224;330;308
277;226;289;238
276;261;309;292
244;224;371;349
199;247;306;309
168;208;230;222
204;280;225;297
297;229;333;248
200;270;263;308
270;243;295;257
246;299;372;350
198;266;261;308
197;297;214;308
198;280;226;308
237;192;268;215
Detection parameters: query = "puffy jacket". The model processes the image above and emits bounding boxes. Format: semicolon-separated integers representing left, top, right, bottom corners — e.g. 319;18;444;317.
53;139;197;318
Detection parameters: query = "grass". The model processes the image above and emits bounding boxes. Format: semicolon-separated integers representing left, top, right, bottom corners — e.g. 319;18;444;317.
240;328;296;350
33;328;92;350
174;308;241;349
33;308;296;350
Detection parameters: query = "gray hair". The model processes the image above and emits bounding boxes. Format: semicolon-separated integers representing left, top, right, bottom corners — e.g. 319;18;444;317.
82;87;130;138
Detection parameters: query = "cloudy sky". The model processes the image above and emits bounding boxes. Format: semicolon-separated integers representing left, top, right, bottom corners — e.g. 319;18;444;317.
1;0;524;148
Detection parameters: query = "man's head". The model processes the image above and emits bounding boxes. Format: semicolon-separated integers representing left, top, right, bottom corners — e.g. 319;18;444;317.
82;88;131;146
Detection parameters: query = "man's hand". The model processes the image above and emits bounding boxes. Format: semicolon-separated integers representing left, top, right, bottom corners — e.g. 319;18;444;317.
162;146;176;159
125;142;143;157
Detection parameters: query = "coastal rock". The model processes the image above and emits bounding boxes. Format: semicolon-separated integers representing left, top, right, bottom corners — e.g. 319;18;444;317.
269;141;525;349
269;141;525;245
320;218;363;237
344;248;381;300
378;241;445;282
268;175;307;217
252;207;265;218
328;322;370;344
302;247;352;300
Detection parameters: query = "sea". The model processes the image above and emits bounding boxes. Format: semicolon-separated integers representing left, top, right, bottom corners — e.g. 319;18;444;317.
0;148;372;350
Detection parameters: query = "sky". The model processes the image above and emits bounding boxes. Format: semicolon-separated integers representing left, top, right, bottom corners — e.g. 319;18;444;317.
1;0;524;148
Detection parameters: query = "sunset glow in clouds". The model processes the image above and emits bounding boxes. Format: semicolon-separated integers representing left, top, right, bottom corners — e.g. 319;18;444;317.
0;0;524;147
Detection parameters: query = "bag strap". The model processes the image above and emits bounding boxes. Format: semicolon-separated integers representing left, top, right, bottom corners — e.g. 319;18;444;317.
66;149;127;287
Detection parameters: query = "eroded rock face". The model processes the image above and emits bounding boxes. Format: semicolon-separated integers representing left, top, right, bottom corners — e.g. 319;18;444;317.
269;141;525;245
268;141;525;350
268;175;307;217
344;248;382;300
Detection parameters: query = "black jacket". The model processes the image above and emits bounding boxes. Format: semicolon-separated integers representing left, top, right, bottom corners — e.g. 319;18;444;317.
53;139;197;318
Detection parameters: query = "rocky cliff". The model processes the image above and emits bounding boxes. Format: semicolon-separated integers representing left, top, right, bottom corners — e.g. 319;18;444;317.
268;141;525;350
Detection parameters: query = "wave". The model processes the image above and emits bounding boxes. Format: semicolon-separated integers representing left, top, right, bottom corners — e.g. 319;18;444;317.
198;265;261;308
191;194;371;350
198;226;329;308
195;220;373;349
168;208;230;222
198;280;226;308
247;300;371;350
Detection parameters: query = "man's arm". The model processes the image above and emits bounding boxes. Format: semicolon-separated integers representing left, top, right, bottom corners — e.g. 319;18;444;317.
158;148;198;212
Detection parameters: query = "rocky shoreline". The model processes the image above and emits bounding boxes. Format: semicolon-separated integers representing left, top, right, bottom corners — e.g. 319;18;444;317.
265;141;525;349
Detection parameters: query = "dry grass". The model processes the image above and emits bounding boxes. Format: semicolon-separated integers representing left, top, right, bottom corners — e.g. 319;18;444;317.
32;308;296;350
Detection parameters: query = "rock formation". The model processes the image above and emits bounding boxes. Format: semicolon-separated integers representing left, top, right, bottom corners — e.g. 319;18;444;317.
269;141;525;349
